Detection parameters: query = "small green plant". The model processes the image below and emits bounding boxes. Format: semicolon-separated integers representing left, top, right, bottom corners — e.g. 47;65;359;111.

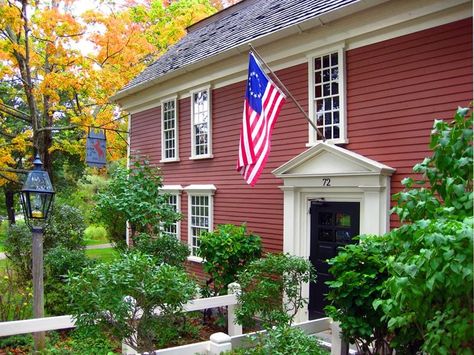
325;235;393;354
45;326;120;354
230;325;327;355
68;251;197;353
236;253;315;329
199;224;262;296
134;233;189;267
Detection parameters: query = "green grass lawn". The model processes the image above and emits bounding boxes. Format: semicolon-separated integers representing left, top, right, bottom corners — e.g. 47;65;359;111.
85;247;119;263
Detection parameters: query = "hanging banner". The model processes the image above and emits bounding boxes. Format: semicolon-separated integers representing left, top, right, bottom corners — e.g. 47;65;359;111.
86;128;107;168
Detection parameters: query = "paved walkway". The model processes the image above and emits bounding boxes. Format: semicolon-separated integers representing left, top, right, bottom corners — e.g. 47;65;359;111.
0;243;112;260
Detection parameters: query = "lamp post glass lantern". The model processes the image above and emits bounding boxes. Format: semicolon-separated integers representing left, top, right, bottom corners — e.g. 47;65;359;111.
20;155;55;229
20;154;54;352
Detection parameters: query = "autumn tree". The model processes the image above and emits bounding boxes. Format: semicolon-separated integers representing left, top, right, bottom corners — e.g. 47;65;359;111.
0;0;217;223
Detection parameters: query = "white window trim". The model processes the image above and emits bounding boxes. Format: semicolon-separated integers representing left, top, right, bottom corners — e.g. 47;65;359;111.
160;96;180;163
307;44;348;146
185;184;216;263
189;86;213;160
160;185;183;239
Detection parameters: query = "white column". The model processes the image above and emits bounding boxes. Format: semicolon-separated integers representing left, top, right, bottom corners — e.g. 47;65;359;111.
227;283;242;336
208;332;232;355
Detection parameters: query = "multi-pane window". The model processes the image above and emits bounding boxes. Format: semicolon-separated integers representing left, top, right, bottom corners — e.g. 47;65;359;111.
164;194;179;238
161;98;178;161
191;88;212;158
189;195;210;257
311;49;345;143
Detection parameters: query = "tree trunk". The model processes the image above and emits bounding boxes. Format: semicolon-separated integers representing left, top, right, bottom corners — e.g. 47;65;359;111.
4;188;16;225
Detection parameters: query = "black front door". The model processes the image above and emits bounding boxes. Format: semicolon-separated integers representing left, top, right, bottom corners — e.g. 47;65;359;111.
308;201;360;319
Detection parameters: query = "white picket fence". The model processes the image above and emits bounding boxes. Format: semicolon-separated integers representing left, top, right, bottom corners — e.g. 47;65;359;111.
0;283;347;355
123;318;346;355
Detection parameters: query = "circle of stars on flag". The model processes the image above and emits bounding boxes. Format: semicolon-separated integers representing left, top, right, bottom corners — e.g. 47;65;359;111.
248;72;262;99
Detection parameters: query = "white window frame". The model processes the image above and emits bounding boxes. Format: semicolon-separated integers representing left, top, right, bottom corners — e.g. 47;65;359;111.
307;45;347;145
185;184;216;262
160;96;179;162
160;185;182;239
190;86;213;159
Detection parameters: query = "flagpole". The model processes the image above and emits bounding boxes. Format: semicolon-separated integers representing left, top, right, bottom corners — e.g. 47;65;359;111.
248;43;326;142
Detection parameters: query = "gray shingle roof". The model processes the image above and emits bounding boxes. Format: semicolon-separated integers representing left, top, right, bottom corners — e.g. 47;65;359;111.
118;0;359;96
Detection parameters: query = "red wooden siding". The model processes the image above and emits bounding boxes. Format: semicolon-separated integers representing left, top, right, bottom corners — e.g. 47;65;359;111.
129;18;473;264
345;17;473;226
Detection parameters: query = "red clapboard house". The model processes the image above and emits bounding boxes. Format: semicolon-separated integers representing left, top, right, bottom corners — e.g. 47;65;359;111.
112;0;473;320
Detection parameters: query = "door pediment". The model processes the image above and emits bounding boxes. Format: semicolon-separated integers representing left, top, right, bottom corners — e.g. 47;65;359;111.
273;142;395;178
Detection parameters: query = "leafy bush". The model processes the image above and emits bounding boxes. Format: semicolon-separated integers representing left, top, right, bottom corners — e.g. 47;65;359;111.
4;204;86;284
44;246;95;316
325;235;392;354
45;326;119;354
379;108;473;353
93;158;181;250
134;233;189;267
68;251;197;353
236;253;315;329
44;203;86;251
324;107;473;353
0;267;32;321
231;324;327;355
199;224;262;296
84;224;108;242
3;223;32;283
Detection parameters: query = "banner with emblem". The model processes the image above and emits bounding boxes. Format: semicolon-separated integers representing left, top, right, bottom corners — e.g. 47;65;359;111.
86;128;107;168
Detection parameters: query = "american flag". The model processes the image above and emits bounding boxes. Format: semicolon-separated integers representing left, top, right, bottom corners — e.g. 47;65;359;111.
237;52;286;186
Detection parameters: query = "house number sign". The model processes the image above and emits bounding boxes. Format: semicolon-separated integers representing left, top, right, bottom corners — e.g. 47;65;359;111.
322;178;331;186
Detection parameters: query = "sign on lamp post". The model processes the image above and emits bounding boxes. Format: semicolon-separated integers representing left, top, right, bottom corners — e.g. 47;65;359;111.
19;154;55;352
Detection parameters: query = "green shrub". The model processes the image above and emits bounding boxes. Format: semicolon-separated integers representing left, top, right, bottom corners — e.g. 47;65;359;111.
0;334;33;351
324;107;473;353
68;251;197;353
93;158;180;250
236;253;315;329
134;233;189;267
44;204;86;251
45;326;119;354
44;246;95;316
3;222;32;283
4;204;86;284
0;267;32;321
325;235;392;354
231;325;327;355
199;224;262;296
379;107;473;353
84;224;108;241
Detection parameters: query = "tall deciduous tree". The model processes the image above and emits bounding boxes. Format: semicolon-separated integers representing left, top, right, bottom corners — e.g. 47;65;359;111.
0;0;217;223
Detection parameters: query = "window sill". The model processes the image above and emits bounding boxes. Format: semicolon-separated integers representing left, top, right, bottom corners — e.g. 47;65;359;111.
187;255;203;263
160;158;180;163
189;154;214;160
306;138;348;147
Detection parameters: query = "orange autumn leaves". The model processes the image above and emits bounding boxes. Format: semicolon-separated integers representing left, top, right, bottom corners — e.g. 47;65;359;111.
0;0;217;186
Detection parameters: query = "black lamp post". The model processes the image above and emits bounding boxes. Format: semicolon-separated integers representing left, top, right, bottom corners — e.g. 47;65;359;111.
20;154;54;352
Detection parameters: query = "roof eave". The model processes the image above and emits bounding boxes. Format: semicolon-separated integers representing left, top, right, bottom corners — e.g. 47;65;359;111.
110;0;389;104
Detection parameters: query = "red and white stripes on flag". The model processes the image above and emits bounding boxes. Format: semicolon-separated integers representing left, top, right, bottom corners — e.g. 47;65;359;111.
237;52;286;186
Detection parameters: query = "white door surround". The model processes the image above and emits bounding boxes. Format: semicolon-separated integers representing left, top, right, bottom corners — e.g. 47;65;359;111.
273;142;395;322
